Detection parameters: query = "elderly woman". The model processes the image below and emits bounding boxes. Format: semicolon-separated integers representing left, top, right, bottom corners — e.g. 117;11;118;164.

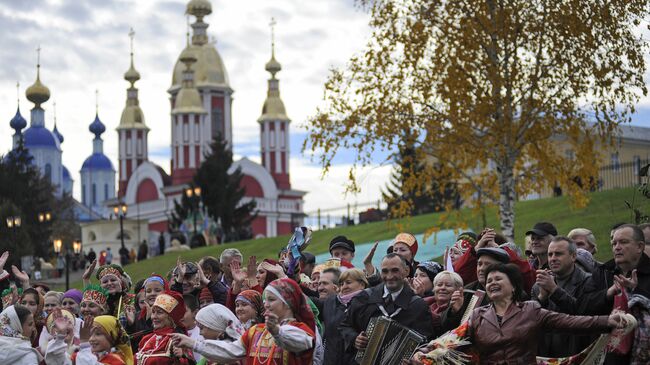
136;290;194;364
171;303;245;365
429;271;463;335
61;289;83;317
321;268;367;365
234;290;264;330
414;263;630;365
0;305;40;365
172;278;315;365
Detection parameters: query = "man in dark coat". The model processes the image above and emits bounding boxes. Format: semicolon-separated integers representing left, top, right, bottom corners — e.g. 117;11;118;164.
532;236;598;357
581;224;650;365
339;253;433;362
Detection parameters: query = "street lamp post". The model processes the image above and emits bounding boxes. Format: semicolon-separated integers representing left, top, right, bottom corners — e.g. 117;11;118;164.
52;238;70;290
113;204;127;250
185;186;201;245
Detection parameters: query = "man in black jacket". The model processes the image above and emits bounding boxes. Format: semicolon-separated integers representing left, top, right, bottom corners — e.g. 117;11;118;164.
532;236;597;357
581;224;650;365
339;253;433;362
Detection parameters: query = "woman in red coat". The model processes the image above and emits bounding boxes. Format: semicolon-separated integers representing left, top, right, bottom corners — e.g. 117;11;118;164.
135;290;194;365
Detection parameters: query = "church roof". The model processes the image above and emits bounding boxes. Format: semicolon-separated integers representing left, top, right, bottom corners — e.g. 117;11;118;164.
172;44;230;89
23;126;60;149
81;153;114;171
62;165;71;179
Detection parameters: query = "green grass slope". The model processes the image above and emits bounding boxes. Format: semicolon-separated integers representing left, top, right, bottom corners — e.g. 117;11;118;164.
66;187;644;290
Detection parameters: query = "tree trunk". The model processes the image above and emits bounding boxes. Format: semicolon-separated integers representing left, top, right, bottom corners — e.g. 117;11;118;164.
498;160;516;241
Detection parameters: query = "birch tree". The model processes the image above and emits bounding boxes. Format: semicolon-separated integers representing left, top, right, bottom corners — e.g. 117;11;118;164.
304;0;649;239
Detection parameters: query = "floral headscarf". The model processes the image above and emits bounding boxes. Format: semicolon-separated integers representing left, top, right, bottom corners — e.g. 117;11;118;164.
235;290;264;323
0;305;26;339
264;278;316;332
196;304;245;340
93;315;134;365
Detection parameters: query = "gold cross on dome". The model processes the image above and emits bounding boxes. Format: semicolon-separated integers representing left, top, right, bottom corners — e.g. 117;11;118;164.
129;27;135;54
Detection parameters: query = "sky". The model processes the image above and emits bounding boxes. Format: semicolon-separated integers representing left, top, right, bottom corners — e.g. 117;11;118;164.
3;1;650;222
0;0;393;219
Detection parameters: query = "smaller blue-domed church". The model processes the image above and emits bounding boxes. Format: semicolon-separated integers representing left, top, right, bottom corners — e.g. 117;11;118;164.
10;59;73;197
80;112;116;215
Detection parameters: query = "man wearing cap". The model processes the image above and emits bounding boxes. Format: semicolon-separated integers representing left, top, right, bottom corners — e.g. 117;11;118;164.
440;247;510;331
531;236;598;357
329;236;355;262
526;222;558;270
340;253;434;358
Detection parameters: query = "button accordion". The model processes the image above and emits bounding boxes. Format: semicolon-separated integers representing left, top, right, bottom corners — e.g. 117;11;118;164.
355;316;426;365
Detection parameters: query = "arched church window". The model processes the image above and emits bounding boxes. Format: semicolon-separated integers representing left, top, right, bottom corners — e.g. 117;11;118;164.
88;231;96;241
92;183;96;205
211;106;224;139
44;164;52;182
104;184;108;200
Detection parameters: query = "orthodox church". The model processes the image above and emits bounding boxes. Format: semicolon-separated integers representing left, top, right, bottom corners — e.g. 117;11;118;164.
6;0;305;240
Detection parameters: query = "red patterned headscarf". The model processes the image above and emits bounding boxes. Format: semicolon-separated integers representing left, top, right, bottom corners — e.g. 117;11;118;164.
264;278;315;332
152;290;186;329
235;290;264;320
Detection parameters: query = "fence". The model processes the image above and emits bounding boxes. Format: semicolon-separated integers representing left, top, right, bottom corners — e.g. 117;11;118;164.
596;159;649;192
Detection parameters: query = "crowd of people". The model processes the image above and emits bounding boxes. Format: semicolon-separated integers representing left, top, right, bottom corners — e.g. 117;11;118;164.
0;221;648;364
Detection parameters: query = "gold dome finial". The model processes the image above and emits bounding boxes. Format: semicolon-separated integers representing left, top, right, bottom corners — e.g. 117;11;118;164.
265;18;281;78
124;27;141;85
186;0;211;19
26;45;51;107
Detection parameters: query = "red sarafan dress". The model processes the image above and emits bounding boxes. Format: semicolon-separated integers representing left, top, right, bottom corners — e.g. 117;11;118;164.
241;322;314;365
136;327;194;365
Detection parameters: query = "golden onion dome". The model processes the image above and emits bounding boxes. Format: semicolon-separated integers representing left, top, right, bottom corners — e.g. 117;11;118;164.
265;55;282;76
26;71;50;107
179;45;198;65
124;63;141;84
186;0;211;17
173;87;206;115
118;105;148;130
171;44;229;89
259;95;289;122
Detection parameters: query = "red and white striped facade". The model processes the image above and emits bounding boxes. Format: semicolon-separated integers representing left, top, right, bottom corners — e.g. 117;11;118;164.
108;1;305;240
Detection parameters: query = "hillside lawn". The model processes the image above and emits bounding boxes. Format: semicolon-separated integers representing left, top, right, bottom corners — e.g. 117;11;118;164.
65;187;647;290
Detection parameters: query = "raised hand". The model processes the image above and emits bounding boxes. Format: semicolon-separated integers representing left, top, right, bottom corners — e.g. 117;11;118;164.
247;256;258;279
476;229;496;249
11;265;30;287
614;270;638;291
125;305;136;326
196;262;210;287
175;256;186;283
230;260;246;284
80;316;94;343
450;289;464;313
265;312;280;336
0;251;8;271
411;277;425;296
363;241;379;275
82;259;97;286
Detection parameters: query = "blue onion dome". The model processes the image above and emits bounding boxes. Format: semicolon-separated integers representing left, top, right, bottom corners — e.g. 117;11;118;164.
81;153;113;171
89;113;106;138
10;107;27;132
23;126;59;148
62;165;71;179
52;123;64;143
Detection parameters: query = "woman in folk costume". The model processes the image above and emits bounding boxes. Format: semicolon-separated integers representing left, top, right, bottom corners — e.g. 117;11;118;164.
170;278;315;365
135;290;194;365
0;304;41;365
170;304;246;365
83;261;135;326
20;286;46;348
80;285;110;321
233;290;264;330
127;275;168;348
41;308;79;363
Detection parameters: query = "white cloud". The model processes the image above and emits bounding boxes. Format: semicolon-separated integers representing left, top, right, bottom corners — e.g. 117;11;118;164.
0;0;385;212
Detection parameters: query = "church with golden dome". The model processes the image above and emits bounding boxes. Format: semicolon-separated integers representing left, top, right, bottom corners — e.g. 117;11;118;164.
7;0;305;244
105;0;306;241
